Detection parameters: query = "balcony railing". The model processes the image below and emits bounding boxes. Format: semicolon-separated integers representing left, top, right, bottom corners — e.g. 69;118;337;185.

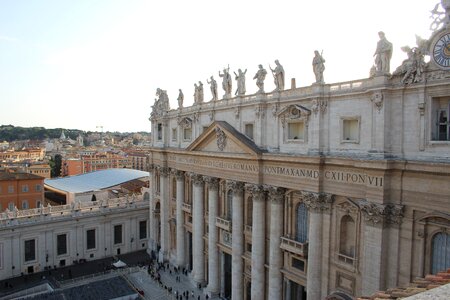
216;217;232;231
182;203;192;214
338;253;356;266
280;236;308;258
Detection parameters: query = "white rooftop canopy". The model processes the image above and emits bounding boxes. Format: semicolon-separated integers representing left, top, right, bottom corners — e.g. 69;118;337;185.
44;168;149;193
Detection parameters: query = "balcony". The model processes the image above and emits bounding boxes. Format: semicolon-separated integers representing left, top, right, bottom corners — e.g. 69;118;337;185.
182;203;191;214
338;253;356;266
216;217;232;231
280;236;308;258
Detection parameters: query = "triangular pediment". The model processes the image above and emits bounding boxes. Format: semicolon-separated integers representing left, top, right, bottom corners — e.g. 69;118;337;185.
186;121;262;156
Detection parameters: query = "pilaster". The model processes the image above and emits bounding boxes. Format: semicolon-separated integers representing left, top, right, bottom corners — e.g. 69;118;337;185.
175;170;186;267
205;176;220;296
267;186;286;300
191;173;205;285
158;166;170;262
302;191;334;300
248;184;266;300
229;180;245;300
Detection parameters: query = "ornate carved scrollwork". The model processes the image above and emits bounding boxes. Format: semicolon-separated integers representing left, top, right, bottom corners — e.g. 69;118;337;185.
246;184;266;202
173;170;185;181
159;166;170;177
267;186;286;204
204;176;219;191
189;173;204;186
371;91;384;112
227;180;244;196
358;200;404;227
301;191;334;212
311;98;328;115
215;127;227;151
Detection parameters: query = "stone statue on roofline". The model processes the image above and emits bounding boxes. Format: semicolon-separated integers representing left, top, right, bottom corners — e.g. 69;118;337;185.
193;83;199;104
151;88;170;119
219;66;232;99
391;46;426;84
177;89;184;109
270;59;285;91
207;76;218;101
197;81;204;104
253;64;267;93
312;50;326;84
234;68;247;96
373;31;393;75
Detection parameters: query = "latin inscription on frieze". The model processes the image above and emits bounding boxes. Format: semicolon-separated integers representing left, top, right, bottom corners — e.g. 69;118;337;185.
168;155;383;187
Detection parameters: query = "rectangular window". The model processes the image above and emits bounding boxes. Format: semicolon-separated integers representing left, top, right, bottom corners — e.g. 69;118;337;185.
114;225;122;245
22;185;29;192
183;128;192;141
245;123;254;140
288;122;304;140
24;239;36;262
157;123;162;141
292;257;305;271
139;221;147;239
22;201;29;209
432;98;450;141
57;234;67;256
86;229;96;250
171;128;177;141
35;185;42;192
8;185;14;193
342;118;360;142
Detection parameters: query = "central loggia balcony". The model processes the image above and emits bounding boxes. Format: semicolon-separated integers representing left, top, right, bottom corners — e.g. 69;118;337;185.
280;236;308;258
216;216;232;231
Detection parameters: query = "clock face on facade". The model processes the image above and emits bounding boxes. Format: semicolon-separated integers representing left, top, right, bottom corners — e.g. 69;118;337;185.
433;32;450;69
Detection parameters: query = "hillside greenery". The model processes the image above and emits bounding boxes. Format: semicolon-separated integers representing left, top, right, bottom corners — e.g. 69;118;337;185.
0;125;84;142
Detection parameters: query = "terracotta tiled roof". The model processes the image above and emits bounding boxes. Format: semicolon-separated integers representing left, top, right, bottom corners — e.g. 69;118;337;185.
357;268;450;300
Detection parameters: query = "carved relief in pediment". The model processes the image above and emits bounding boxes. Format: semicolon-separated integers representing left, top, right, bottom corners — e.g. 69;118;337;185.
178;117;192;129
277;104;311;128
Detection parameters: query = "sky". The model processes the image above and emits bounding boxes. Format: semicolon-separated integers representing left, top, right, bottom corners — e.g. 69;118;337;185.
0;0;437;132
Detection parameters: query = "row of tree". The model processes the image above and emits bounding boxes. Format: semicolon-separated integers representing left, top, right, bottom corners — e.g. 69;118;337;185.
0;125;84;142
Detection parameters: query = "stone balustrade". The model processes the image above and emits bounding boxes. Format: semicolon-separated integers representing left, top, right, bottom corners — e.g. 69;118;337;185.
215;216;232;231
0;195;148;227
182;202;192;213
280;236;308;258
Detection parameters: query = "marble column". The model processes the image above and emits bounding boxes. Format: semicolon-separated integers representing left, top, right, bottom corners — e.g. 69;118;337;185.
359;201;403;295
191;173;205;285
147;166;156;253
175;170;186;267
230;180;245;300
268;186;286;300
250;184;266;300
302;191;333;300
205;176;220;296
159;167;170;262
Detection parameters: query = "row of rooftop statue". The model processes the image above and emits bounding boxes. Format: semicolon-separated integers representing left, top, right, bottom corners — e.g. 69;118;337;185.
152;29;429;112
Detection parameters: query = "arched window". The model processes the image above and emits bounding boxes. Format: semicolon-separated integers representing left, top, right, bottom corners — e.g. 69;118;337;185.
339;215;356;258
143;192;150;201
227;189;233;220
295;202;308;243
246;196;253;226
431;232;450;274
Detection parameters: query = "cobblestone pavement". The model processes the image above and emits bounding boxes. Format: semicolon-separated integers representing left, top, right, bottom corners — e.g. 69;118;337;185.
126;266;223;300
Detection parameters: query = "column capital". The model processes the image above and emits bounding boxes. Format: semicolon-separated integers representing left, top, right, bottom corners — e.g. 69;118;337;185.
358;200;404;227
227;180;245;196
172;169;185;180
189;173;204;186
158;166;170;177
246;184;266;202
267;186;286;204
301;191;333;212
204;176;219;191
